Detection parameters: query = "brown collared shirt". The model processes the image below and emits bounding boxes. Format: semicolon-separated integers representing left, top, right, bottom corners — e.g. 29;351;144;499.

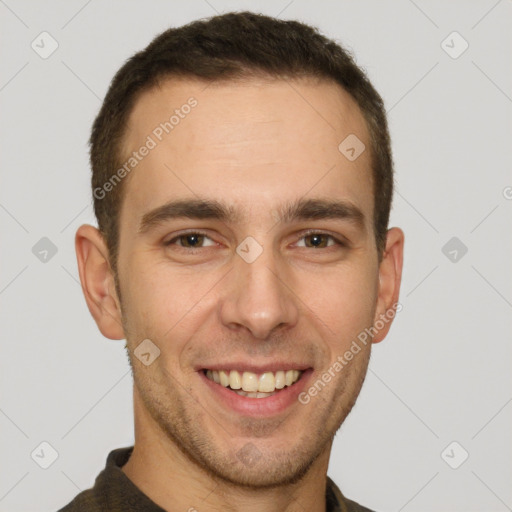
57;447;374;512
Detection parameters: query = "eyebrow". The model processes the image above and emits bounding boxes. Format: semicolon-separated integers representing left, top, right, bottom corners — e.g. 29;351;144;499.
278;198;365;229
138;197;366;234
138;199;239;234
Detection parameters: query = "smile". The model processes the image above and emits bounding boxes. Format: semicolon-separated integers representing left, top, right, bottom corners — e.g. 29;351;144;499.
204;369;303;398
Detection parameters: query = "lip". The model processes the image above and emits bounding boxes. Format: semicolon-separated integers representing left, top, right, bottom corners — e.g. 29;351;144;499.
198;367;313;417
195;363;311;374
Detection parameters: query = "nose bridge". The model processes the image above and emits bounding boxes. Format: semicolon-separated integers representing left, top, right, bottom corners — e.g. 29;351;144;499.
220;241;299;339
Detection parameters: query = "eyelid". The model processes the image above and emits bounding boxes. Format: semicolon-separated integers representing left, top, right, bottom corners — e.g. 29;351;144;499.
164;229;216;246
163;229;348;249
294;229;347;247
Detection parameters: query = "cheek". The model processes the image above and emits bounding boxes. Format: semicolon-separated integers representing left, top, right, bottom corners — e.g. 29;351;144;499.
120;257;218;341
295;263;378;339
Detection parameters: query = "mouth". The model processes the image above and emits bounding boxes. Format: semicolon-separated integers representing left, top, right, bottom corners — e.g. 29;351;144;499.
202;369;303;399
199;366;312;417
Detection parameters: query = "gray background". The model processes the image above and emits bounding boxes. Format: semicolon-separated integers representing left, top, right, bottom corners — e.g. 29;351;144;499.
1;1;511;511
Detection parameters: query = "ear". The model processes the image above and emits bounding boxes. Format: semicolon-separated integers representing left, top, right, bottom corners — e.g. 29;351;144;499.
75;224;125;340
372;227;404;344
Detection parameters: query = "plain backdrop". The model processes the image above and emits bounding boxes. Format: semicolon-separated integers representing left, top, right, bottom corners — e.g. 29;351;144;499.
1;1;511;511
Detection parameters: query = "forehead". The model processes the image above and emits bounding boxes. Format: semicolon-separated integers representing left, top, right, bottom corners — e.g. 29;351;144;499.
119;76;373;226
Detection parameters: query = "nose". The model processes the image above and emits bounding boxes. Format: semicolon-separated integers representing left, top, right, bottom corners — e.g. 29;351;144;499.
219;245;299;340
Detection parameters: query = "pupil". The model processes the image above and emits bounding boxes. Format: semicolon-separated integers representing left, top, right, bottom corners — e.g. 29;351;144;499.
185;234;202;247
309;234;324;247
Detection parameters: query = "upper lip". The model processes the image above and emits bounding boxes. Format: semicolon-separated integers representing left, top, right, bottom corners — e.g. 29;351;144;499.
196;362;312;373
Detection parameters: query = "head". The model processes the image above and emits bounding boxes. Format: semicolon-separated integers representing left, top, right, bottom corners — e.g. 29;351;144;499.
76;11;403;489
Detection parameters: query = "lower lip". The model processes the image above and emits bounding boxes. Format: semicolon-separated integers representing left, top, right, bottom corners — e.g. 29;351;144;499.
199;369;313;417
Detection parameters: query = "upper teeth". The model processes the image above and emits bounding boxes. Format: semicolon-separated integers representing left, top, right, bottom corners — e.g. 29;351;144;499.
205;370;302;393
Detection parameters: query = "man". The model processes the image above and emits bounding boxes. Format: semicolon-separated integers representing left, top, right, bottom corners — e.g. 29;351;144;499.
59;11;403;512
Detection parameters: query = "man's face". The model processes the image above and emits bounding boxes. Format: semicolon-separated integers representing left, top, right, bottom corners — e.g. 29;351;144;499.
115;77;385;487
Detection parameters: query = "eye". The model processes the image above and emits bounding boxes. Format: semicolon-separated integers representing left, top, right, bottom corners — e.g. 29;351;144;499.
295;232;344;249
165;232;216;249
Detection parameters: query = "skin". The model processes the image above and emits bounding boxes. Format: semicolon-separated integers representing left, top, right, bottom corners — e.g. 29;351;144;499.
76;76;404;512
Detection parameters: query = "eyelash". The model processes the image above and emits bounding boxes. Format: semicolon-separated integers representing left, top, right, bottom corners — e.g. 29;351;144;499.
164;230;346;250
165;231;216;249
298;229;346;248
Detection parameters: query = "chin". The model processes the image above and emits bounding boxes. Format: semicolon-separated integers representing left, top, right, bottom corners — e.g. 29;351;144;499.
203;449;317;490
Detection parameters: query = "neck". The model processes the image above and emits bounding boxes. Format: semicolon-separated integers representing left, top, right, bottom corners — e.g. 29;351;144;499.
122;387;332;512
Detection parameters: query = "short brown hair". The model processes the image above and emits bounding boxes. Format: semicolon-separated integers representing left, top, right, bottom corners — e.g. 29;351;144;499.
90;11;393;275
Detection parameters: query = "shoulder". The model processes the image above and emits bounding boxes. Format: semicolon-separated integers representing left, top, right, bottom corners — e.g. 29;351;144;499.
326;476;376;512
56;489;101;512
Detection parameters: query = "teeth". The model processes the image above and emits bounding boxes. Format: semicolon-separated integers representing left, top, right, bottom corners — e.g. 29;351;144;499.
258;372;275;392
206;369;303;394
242;372;259;392
229;370;241;390
219;370;230;387
275;370;285;389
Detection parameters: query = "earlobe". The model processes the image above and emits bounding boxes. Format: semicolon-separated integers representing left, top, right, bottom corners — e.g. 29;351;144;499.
372;227;404;344
75;224;125;340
